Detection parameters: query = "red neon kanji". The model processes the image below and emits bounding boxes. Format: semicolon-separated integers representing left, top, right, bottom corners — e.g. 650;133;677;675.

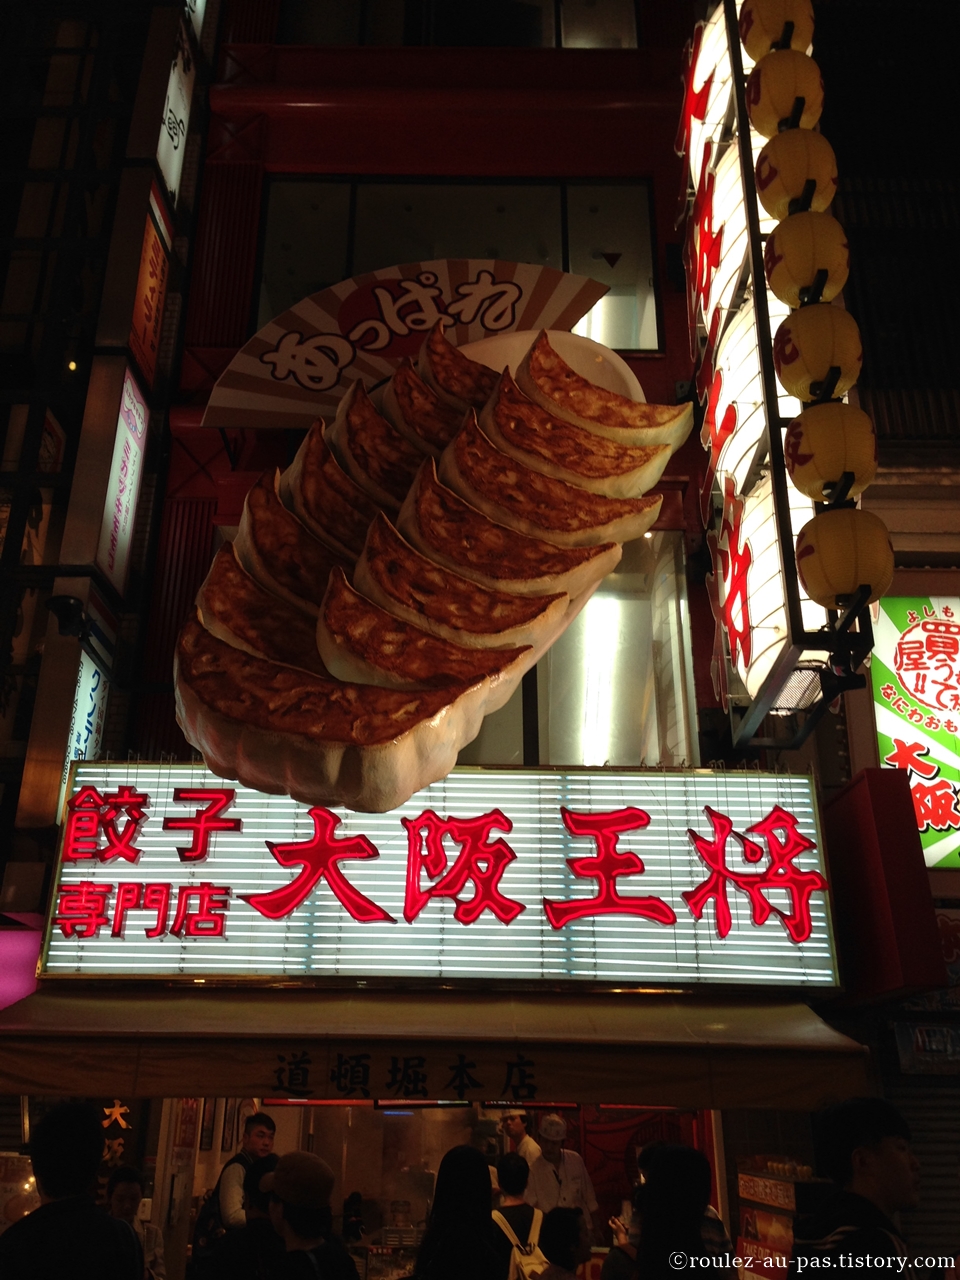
62;786;105;860
684;806;826;944
161;788;241;861
111;882;141;937
699;368;737;527
543;808;677;930
706;477;753;702
144;883;171;938
99;786;149;862
55;880;112;939
241;808;395;923
912;780;960;834
684;144;724;359
675;23;712;159
170;882;231;937
402;809;524;925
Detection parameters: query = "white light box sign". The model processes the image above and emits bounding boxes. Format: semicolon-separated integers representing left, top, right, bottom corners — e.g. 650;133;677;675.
43;764;837;987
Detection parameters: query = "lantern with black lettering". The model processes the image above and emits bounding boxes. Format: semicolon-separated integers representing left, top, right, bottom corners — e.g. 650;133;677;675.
756;129;838;221
784;403;877;500
764;211;849;307
746;49;824;137
773;303;861;401
739;0;815;61
795;508;894;608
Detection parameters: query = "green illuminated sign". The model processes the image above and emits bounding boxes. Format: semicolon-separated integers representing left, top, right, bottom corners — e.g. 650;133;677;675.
871;597;960;867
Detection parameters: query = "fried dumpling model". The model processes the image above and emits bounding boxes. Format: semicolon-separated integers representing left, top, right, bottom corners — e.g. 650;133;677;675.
233;469;351;615
439;412;662;548
318;566;532;700
516;330;693;449
480;371;671;499
177;320;677;812
198;543;329;676
175;615;495;813
325;380;424;510
354;513;569;650
381;358;464;455
279;420;380;560
397;458;622;598
418;320;499;412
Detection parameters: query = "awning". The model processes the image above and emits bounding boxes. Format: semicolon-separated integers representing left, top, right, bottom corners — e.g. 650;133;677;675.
0;989;871;1108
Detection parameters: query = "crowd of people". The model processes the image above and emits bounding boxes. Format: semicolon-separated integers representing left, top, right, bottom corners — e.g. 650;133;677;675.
0;1095;932;1280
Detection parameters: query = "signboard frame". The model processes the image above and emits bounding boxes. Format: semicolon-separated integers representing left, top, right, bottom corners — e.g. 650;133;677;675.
41;762;838;992
682;0;875;748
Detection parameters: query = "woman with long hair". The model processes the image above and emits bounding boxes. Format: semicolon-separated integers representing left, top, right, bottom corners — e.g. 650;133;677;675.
603;1142;732;1280
412;1144;506;1280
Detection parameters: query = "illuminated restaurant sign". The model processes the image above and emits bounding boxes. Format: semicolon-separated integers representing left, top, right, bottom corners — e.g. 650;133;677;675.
43;765;836;986
157;21;194;207
679;5;828;715
872;597;960;867
128;183;172;388
95;368;148;595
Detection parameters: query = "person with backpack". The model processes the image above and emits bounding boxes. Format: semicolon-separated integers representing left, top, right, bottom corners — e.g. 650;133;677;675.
412;1144;509;1279
492;1152;549;1279
192;1111;276;1269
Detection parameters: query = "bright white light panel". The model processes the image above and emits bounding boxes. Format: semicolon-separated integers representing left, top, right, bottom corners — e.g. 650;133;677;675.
44;765;836;987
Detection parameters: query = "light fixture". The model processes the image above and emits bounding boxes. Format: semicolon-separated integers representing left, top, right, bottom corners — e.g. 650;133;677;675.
67;360;77;371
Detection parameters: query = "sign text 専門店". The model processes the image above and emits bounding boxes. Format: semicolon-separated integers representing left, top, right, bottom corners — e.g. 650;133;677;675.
43;765;836;986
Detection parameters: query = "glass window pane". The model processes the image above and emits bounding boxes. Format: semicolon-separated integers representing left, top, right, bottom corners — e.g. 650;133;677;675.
351;184;562;276
561;0;637;48
276;0;362;44
567;183;659;350
537;533;697;767
428;0;553;47
258;182;351;328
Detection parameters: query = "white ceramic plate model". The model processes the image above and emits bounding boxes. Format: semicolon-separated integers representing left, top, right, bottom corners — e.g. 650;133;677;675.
459;329;646;402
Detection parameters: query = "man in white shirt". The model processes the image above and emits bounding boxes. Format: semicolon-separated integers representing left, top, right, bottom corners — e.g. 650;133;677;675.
218;1111;276;1230
524;1113;598;1239
500;1109;542;1167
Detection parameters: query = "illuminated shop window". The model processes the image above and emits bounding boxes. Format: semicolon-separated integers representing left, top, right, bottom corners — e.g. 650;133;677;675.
276;0;638;48
257;178;660;351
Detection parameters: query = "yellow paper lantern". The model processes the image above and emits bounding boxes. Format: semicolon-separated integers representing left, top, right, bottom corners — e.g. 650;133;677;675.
773;304;862;401
755;129;838;221
745;50;824;137
764;212;849;308
784;403;877;500
740;0;815;61
795;508;894;608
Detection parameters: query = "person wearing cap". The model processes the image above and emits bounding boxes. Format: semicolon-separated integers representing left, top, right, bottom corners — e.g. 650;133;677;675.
525;1114;598;1240
500;1110;542;1168
262;1151;359;1279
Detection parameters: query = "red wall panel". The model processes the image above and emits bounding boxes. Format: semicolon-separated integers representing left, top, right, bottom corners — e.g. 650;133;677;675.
823;768;946;1000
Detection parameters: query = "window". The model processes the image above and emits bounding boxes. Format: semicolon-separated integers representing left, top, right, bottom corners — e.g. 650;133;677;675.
257;178;660;351
459;533;699;769
275;0;638;48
